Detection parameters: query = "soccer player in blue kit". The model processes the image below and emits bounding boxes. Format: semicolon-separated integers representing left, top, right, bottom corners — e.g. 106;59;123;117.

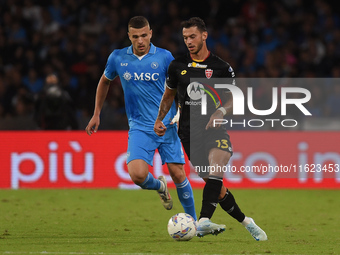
85;16;196;221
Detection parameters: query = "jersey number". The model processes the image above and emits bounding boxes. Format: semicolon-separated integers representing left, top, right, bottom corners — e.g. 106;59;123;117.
215;139;229;149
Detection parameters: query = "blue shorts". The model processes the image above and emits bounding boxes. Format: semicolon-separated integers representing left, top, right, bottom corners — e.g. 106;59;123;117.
127;127;185;166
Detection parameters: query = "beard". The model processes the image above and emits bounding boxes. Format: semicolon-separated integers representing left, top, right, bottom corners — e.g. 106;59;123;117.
190;40;204;55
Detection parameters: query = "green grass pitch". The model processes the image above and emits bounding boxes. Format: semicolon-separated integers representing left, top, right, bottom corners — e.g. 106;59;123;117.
1;189;339;255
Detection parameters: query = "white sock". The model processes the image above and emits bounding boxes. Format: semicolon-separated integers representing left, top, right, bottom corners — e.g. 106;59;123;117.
241;216;251;227
198;217;210;223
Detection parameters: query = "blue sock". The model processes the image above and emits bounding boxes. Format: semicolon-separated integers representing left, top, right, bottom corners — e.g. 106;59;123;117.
175;178;197;221
138;172;161;190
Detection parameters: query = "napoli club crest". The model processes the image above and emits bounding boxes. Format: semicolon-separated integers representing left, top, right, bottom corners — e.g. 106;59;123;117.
205;69;213;79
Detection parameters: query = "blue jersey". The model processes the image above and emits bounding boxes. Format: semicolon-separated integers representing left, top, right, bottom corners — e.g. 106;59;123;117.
104;43;177;131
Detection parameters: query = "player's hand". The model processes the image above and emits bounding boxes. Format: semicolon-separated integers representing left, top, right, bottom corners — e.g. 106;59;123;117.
85;115;100;136
205;110;224;130
154;119;167;136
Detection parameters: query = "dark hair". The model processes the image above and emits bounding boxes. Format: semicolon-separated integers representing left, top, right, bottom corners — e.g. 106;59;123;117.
181;17;207;32
128;16;150;29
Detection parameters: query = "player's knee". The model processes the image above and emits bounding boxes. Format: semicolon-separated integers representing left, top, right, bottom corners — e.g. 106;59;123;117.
168;164;186;183
129;171;148;185
130;175;143;185
209;148;231;166
172;171;186;183
127;160;149;185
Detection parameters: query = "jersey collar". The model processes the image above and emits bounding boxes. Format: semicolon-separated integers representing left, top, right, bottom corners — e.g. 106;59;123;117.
127;43;156;55
190;51;211;62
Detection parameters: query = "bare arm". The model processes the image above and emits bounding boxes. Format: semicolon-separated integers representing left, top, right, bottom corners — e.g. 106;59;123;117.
85;74;111;135
154;87;177;136
205;91;233;130
157;87;177;121
221;91;233;115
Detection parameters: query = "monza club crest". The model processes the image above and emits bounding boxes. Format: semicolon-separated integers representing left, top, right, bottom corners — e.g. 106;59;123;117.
205;69;213;79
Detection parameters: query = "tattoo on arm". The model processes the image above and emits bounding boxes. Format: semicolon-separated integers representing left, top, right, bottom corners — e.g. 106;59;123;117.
157;89;176;121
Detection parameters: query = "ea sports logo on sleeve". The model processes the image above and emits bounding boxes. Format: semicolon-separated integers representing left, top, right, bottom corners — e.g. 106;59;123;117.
187;82;205;100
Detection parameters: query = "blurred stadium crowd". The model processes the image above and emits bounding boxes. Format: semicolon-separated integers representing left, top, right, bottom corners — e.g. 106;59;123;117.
0;0;340;130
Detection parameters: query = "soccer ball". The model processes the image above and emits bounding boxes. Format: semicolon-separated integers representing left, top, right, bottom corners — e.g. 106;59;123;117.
167;213;197;241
